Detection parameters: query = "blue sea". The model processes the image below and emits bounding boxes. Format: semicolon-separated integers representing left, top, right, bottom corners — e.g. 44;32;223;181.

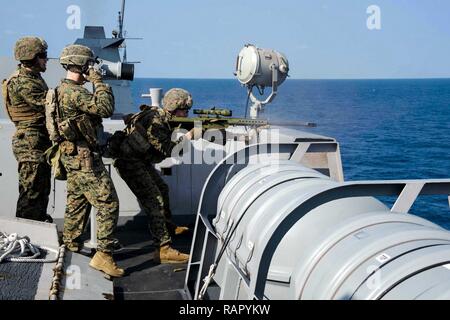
130;78;450;230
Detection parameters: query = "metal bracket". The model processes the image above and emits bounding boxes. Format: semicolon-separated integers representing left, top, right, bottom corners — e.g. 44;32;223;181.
391;182;425;213
289;142;310;163
249;66;279;119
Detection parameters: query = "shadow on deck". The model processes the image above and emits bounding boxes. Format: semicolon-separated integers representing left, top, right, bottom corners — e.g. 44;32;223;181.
112;215;194;300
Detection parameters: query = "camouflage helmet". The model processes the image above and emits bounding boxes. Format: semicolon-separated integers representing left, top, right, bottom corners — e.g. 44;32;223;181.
14;36;48;61
59;44;94;67
163;88;193;112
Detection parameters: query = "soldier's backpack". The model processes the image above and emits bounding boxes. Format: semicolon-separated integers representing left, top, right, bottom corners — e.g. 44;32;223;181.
121;107;155;156
44;88;67;180
45;88;62;143
1;73;17;122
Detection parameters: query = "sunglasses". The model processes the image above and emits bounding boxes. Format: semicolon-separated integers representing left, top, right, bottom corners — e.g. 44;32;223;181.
36;52;48;59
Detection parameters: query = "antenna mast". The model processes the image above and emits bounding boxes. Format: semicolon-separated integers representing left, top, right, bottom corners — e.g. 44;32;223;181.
118;0;127;62
118;0;126;38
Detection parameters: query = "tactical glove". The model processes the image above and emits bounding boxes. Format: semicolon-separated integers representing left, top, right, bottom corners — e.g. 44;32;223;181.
185;127;202;141
85;67;103;85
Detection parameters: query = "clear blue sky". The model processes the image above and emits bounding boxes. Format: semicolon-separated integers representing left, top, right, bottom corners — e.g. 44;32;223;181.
1;0;450;79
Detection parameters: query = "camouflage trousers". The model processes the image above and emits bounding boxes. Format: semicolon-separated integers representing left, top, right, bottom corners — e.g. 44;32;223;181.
114;159;171;246
62;152;119;253
16;161;51;221
12;127;51;221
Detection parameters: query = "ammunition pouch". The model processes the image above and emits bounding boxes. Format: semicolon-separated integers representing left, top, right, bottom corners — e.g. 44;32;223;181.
106;130;126;158
58;117;79;141
57;114;99;151
75;114;98;150
126;124;152;154
77;144;94;172
115;121;152;158
119;139;134;158
60;141;76;156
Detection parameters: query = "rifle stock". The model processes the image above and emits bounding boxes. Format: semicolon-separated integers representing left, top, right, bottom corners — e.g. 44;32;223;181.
169;117;268;131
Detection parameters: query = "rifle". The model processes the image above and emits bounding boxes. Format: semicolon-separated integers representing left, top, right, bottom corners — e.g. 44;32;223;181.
169;107;317;131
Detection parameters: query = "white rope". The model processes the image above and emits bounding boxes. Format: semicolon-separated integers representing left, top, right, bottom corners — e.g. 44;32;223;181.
197;264;216;300
0;232;58;263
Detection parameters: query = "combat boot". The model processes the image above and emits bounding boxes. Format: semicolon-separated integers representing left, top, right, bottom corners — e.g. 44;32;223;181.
89;251;125;277
167;220;189;236
155;245;189;264
174;226;189;236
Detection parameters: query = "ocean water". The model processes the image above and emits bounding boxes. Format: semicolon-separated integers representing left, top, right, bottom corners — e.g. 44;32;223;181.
132;79;450;229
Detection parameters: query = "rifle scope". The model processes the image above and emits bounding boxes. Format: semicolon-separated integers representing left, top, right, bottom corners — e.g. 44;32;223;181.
193;108;232;117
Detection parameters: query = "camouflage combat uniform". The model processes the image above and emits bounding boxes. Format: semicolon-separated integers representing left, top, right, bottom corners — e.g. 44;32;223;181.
3;65;51;221
111;106;184;246
58;78;119;253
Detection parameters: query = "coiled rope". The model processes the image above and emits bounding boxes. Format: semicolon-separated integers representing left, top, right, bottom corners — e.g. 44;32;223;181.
0;232;58;263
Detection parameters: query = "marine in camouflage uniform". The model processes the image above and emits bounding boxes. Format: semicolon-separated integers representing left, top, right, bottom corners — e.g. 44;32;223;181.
2;37;52;222
110;88;196;263
55;44;123;277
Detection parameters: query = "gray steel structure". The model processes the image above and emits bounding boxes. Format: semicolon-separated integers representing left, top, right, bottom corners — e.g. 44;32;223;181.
185;143;450;300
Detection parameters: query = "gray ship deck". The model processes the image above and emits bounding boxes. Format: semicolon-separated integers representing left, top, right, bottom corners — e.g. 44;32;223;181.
112;215;193;300
51;215;194;300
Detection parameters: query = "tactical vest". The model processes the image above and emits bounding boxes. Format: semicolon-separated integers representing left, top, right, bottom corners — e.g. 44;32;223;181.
122;108;155;155
45;87;99;150
109;106;181;163
2;71;45;123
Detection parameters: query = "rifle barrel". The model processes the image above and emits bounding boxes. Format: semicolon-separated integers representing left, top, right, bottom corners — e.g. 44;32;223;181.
268;120;317;127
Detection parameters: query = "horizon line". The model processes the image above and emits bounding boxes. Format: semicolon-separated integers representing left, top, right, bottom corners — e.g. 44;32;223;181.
134;76;450;81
